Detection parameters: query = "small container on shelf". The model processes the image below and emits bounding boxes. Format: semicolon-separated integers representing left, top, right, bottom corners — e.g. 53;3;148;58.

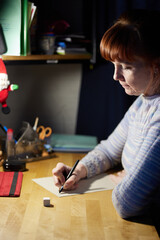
39;32;56;55
56;42;66;55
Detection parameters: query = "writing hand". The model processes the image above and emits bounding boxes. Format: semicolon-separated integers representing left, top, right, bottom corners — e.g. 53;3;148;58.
52;162;87;191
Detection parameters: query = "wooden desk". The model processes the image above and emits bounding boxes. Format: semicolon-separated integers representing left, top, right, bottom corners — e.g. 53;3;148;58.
0;152;159;240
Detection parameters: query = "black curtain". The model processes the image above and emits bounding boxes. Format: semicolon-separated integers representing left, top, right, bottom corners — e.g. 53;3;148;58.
76;0;160;142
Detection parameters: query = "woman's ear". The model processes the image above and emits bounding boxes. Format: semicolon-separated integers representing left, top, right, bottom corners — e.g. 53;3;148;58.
152;63;159;78
152;59;160;77
154;69;158;78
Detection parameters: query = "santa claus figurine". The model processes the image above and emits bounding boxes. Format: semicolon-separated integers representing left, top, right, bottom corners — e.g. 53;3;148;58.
0;57;18;114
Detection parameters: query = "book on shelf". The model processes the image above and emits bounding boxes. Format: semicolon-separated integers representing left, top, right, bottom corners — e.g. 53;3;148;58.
0;0;37;56
21;0;28;56
0;0;21;56
21;1;37;56
55;34;91;55
0;24;7;54
28;2;36;27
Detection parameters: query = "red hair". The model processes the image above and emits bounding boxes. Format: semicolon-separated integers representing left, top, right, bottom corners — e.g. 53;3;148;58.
100;9;160;64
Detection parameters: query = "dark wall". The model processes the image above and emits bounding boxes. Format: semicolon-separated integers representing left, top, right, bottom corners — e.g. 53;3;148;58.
76;62;135;142
76;0;160;142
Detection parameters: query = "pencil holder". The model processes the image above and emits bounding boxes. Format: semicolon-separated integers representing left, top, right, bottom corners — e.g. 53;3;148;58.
3;121;45;172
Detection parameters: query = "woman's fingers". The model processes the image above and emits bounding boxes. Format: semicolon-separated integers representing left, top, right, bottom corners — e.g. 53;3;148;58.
52;162;87;191
52;162;71;187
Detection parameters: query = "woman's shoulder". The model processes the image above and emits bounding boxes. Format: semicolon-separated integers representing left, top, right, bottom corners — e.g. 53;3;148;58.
126;95;160;125
130;94;160;110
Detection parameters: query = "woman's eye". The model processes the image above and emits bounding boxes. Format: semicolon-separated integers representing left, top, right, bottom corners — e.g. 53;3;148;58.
123;65;132;70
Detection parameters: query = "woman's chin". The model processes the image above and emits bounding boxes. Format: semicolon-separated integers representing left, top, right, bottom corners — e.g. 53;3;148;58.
124;88;139;96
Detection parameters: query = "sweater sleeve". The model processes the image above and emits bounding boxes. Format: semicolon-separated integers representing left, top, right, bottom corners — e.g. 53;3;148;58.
112;119;160;218
81;108;130;178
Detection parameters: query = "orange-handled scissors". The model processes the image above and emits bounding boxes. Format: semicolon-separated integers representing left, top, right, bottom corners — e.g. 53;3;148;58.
36;125;52;140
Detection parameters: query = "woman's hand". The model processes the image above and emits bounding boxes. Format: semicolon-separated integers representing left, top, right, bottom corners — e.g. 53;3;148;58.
52;162;87;191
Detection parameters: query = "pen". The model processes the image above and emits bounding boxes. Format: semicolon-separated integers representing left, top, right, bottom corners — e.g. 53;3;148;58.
0;123;7;134
33;117;39;131
59;159;80;193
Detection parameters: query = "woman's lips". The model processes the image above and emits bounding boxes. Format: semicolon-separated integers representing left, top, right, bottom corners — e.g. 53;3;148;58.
120;83;130;88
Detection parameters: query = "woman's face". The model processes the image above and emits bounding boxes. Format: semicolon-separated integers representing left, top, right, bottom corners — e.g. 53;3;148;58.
112;58;155;96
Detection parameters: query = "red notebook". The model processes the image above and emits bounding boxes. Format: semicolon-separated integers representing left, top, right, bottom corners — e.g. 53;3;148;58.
0;172;23;197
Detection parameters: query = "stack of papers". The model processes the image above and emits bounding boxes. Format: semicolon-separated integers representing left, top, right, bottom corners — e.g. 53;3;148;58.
50;134;98;153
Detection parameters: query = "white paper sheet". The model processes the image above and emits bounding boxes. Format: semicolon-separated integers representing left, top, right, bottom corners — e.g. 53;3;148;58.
32;173;116;197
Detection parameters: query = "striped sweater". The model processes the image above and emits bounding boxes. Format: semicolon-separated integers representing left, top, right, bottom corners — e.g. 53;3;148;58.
81;94;160;218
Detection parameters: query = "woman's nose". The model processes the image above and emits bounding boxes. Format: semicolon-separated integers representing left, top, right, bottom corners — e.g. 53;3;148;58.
113;66;123;81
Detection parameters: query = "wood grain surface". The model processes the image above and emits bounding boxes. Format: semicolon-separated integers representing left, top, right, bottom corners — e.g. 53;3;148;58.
0;152;159;240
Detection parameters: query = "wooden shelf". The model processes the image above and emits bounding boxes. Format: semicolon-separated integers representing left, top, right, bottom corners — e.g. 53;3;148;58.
2;53;92;61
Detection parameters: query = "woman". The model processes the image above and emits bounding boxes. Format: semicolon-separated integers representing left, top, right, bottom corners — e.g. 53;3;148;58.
52;9;160;220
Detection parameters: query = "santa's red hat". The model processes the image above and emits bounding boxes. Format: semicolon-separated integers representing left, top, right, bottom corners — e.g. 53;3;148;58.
0;58;7;74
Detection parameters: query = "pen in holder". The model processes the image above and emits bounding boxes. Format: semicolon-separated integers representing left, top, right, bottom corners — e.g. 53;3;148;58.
3;128;26;171
6;129;15;159
14;121;44;158
3;121;52;172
